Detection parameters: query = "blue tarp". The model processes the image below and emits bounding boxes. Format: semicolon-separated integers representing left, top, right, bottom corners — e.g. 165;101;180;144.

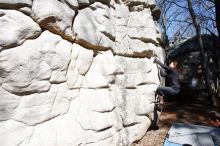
163;123;220;146
163;138;181;146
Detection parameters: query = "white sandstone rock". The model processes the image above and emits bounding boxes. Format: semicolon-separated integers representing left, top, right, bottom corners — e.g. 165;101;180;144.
36;31;72;84
83;50;117;88
64;0;79;9
0;9;41;51
19;113;85;146
75;45;94;75
46;40;72;83
145;63;161;85
110;78;158;145
32;0;75;41
0;44;51;94
114;5;163;57
12;84;70;126
77;0;93;7
0;31;72;94
0;0;165;145
127;8;161;45
0;120;33;146
74;2;115;50
72;89;118;131
66;44;94;89
135;84;158;115
80;89;115;113
0;0;32;9
68;88;123;145
0;87;20;121
114;4;129;26
123;87;154;144
115;56;156;88
147;0;156;8
0;0;32;5
122;0;147;9
123;0;156;9
124;116;151;144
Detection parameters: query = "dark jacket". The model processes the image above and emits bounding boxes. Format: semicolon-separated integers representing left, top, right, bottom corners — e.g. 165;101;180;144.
156;60;180;89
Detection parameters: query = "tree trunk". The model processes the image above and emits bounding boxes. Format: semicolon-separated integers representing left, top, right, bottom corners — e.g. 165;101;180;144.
214;0;220;98
214;0;220;36
187;0;219;107
161;13;170;64
162;14;169;51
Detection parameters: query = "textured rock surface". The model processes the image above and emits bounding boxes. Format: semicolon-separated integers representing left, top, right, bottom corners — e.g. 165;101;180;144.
0;9;41;51
0;0;33;15
0;0;164;146
74;2;115;50
31;0;76;41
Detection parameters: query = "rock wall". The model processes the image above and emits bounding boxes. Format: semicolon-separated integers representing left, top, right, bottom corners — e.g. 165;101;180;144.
0;0;165;145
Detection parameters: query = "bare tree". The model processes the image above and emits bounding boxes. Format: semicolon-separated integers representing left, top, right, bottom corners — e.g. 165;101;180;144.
214;0;220;35
214;0;220;98
157;0;217;42
187;0;219;106
157;0;220;106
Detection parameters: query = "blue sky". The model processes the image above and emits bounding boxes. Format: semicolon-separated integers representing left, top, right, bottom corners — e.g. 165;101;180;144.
156;0;217;41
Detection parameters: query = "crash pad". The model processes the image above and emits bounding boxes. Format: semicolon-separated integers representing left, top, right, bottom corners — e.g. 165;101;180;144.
163;123;220;146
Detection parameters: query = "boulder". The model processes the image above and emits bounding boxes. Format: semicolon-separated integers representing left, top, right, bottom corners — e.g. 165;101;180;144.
0;0;165;145
66;44;94;89
12;84;70;125
0;120;33;146
0;87;20;121
74;2;115;50
114;5;163;57
0;31;71;94
0;9;41;51
0;0;32;8
32;0;76;41
0;0;32;14
115;56;157;88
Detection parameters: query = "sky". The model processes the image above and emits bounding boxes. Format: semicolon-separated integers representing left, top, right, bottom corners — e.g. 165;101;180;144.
156;0;217;41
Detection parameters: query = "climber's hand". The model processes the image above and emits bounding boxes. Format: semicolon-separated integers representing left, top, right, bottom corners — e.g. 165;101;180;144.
149;57;155;63
154;56;159;63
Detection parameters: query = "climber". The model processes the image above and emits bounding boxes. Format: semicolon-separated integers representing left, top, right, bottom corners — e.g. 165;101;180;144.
154;57;181;110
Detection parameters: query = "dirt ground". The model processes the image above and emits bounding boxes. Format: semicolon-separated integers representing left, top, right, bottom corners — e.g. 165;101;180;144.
133;90;220;146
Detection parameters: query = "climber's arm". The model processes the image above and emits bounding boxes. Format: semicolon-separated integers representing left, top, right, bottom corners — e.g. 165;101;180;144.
154;57;169;70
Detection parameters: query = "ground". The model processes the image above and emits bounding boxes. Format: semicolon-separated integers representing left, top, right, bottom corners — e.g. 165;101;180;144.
133;90;220;146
